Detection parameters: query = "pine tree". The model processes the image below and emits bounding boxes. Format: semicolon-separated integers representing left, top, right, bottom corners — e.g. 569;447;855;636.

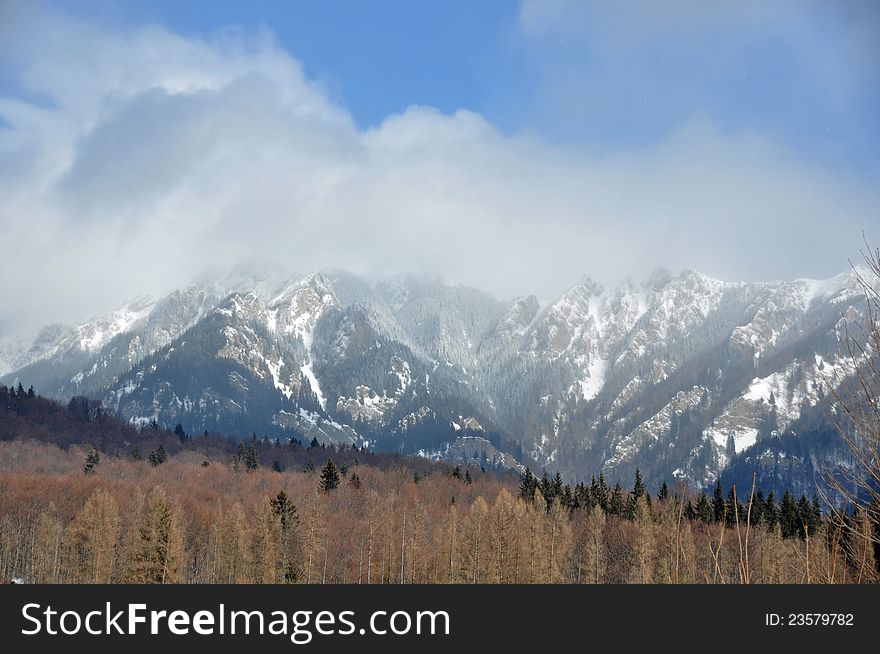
626;469;646;520
519;468;537;501
270;490;298;531
712;480;725;523
319;458;340;492
174;423;187;442
591;474;609;512
464;470;473;485
552;471;564;498
269;491;299;583
148;443;167;467
780;491;799;539
609;482;624;516
244;443;259;471
657;480;669;502
349;472;362;489
130;487;185;583
540;471;553;502
631;469;645;500
695;492;712;523
83;448;100;475
751;490;766;527
764;491;779;530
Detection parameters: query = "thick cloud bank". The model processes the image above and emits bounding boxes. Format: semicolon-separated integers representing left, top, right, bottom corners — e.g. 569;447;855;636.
0;4;877;323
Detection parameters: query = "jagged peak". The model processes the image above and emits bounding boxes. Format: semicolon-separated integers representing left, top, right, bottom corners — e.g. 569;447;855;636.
498;295;540;333
642;267;673;291
574;275;604;296
269;271;338;307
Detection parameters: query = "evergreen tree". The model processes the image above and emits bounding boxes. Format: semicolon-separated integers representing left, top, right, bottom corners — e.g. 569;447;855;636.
764;491;779;530
609;481;624;516
657;480;669;502
174;423;187;442
83;448;100;475
132;487;184;583
751;490;766;527
309;436;320;448
349;472;362;489
131;447;142;461
631;469;645;500
561;484;573;509
270;490;298;531
519;468;537;501
451;465;462;480
232;442;244;470
148;443;167;467
464;469;473;485
796;494;820;539
319;458;340;492
695;492;712;524
626;469;646;519
811;496;823;528
780;491;799;539
712;480;725;523
244;443;259;472
552;471;564;498
539;471;553;502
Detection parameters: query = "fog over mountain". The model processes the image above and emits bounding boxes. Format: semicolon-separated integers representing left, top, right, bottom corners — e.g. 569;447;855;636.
1;4;878;327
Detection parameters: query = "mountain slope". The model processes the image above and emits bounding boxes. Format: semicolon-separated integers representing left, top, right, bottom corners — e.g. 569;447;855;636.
1;267;869;488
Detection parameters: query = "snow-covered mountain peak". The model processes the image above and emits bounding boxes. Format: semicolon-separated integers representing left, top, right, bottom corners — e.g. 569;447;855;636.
575;276;605;297
495;295;540;339
792;269;863;308
76;294;156;353
642;267;673;291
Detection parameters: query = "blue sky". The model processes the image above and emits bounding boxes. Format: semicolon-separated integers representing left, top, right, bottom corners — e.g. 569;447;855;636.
43;0;524;129
0;0;878;321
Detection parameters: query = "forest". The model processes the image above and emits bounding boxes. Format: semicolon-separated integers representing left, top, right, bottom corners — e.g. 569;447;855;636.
0;384;877;584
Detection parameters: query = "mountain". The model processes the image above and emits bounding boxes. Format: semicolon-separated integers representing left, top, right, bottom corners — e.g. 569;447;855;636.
0;266;869;490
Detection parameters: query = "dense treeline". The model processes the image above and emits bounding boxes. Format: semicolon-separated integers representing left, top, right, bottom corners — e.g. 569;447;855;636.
1;384;878;584
1;439;877;584
0;383;465;481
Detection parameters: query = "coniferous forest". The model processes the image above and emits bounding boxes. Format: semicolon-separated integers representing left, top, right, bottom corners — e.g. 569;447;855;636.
1;385;877;584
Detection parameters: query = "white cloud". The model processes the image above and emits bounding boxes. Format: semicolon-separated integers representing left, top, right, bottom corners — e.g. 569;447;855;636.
0;6;878;325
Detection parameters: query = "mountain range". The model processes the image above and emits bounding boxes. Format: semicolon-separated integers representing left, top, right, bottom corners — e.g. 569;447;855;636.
0;266;868;493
